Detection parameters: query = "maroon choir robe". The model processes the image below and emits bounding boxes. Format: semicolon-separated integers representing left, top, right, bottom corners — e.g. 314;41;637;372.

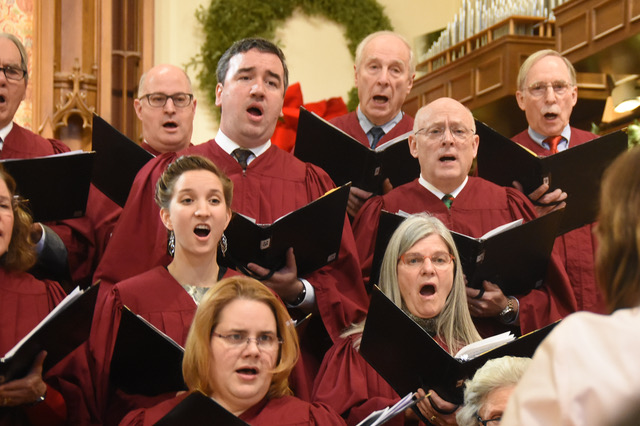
330;111;414;148
0;268;67;426
120;392;347;426
352;177;577;335
94;140;369;399
311;334;403;426
89;266;198;426
1;123;118;287
512;127;605;314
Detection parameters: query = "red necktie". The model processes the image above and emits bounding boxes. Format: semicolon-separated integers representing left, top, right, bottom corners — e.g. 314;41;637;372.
544;135;562;154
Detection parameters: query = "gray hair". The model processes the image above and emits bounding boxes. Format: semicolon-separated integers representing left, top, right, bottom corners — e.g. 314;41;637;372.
378;213;480;354
355;31;416;76
0;33;28;84
456;356;532;426
517;49;576;90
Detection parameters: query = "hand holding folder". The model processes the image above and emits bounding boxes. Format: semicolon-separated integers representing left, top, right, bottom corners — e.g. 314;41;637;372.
475;120;627;234
360;287;558;405
221;183;350;278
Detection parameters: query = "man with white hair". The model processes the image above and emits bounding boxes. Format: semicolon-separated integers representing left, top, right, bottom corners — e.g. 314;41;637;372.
331;31;416;216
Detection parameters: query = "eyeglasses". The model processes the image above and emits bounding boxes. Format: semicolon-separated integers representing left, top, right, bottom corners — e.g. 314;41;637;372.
141;92;193;108
212;332;283;352
414;125;475;142
526;80;572;98
476;414;501;425
0;66;27;81
399;251;454;269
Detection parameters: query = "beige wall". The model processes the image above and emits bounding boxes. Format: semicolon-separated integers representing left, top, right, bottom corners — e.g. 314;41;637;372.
154;0;460;144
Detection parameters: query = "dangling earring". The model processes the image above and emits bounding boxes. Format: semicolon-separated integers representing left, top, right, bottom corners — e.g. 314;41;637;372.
168;230;175;257
219;233;228;256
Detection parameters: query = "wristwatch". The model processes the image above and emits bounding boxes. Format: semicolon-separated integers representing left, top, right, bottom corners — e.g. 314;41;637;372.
289;281;306;307
499;297;518;324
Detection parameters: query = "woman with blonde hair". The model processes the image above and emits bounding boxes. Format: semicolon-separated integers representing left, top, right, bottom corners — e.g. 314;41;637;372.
313;213;480;425
120;276;345;424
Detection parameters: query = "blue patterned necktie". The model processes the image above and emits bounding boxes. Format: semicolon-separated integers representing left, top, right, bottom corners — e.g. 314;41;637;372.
369;126;385;148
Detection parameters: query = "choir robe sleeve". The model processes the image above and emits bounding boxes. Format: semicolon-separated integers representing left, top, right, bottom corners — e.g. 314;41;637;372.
499;188;577;334
0;270;68;426
300;164;368;341
352;194;386;289
93;152;177;288
311;335;402;426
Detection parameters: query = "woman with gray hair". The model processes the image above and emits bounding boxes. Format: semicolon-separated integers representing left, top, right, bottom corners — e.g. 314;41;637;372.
456;356;531;426
313;213;481;425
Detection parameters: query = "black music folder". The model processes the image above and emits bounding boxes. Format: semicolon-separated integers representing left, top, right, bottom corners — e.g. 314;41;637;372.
221;183;350;277
360;287;558;405
369;210;406;290
155;391;250;426
1;151;95;222
0;283;99;383
475;120;627;234
369;209;563;295
91;114;154;207
450;208;564;295
293;107;419;193
109;306;186;396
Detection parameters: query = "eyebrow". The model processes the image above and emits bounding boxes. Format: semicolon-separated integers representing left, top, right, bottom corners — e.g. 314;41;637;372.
236;67;282;84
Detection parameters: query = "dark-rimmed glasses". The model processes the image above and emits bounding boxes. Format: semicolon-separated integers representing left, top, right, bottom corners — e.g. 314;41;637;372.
0;66;27;81
476;413;501;425
140;92;193;108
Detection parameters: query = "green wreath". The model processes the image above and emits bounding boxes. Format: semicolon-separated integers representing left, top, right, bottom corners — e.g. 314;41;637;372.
192;0;393;118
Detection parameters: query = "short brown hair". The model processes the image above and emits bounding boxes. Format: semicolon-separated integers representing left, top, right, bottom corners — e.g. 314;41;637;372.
182;276;299;399
0;165;37;271
596;146;640;311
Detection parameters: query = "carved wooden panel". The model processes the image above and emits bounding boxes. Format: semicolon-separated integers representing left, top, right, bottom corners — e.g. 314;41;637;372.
556;11;590;54
592;0;626;40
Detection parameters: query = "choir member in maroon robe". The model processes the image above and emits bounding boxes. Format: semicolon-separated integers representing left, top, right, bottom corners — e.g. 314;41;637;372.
330;31;416;217
0;166;67;426
0;32;117;288
82;155;232;425
313;214;481;425
94;38;369;400
353;98;577;336
512;49;605;314
120;275;346;425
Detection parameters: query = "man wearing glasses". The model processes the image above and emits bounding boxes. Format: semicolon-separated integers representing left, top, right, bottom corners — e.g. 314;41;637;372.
134;64;196;155
512;50;605;315
353;97;576;338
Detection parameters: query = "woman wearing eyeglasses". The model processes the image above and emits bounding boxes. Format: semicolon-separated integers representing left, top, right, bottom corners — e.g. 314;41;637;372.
0;166;67;426
312;214;481;425
120;275;345;425
85;155;233;425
